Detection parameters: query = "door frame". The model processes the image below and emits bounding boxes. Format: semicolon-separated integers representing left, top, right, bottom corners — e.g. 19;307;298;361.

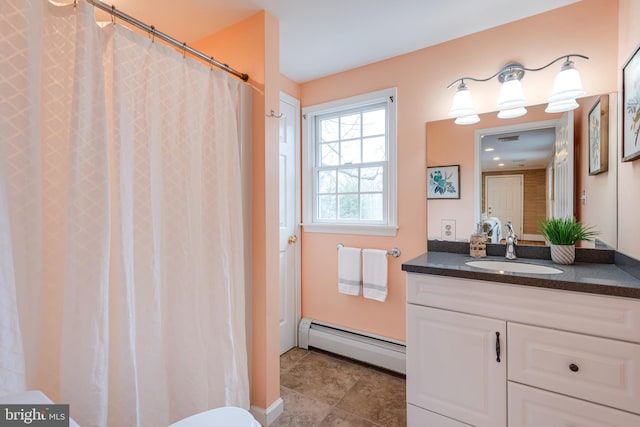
484;174;524;239
474;119;561;227
280;91;301;350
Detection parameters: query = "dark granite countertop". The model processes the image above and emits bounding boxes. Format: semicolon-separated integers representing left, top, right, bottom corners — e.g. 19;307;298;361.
402;251;640;299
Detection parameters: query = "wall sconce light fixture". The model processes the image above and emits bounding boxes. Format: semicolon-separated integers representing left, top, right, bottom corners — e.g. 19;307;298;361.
447;54;588;125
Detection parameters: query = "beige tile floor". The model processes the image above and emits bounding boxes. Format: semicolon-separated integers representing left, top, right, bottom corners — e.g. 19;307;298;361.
273;347;406;427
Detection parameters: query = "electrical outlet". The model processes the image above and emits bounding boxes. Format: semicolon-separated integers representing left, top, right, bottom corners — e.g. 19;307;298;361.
441;219;456;241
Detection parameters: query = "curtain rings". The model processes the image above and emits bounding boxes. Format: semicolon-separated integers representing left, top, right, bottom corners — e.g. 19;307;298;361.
149;25;155;42
182;42;187;58
111;5;116;25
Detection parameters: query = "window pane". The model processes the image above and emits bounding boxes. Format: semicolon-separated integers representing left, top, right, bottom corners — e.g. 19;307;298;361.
338;168;359;193
360;193;383;220
320;117;339;142
340;139;361;165
321;143;339;166
338;194;359;219
318;195;336;219
340;113;361;139
362;136;386;162
360;166;383;192
363;109;385;137
318;170;336;194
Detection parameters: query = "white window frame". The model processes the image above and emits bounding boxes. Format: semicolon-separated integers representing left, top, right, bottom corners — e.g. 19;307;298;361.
302;88;397;236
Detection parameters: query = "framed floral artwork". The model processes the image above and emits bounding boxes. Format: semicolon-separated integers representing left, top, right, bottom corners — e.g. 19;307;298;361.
427;165;460;199
623;43;640;162
588;95;609;175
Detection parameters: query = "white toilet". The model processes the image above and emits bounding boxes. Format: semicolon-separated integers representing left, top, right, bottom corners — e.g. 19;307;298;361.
169;406;261;427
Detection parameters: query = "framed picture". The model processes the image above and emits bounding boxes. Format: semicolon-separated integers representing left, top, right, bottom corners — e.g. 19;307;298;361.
588;95;609;175
427;165;460;199
623;43;640;162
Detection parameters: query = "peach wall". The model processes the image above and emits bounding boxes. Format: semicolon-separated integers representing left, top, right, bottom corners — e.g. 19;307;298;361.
576;93;618;248
617;0;640;259
280;73;300;100
193;11;281;411
302;0;617;123
427;105;560;240
300;0;618;342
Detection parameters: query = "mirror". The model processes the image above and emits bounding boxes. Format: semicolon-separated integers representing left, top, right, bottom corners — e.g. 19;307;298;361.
426;94;617;249
477;122;557;245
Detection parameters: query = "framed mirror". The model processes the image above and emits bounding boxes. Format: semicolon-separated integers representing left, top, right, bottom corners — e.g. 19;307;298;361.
426;94;617;249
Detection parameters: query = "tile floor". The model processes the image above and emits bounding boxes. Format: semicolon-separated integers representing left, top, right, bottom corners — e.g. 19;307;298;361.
273;347;406;427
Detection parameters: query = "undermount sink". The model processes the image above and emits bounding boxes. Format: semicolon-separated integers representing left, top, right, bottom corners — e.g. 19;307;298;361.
465;260;563;275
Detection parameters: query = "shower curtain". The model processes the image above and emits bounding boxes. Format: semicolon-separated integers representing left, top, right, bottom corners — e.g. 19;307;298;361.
0;1;250;426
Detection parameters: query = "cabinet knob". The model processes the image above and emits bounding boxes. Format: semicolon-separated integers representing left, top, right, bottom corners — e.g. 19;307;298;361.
569;363;579;372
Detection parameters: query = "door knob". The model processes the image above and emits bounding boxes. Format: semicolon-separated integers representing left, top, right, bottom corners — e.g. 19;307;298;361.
288;235;298;245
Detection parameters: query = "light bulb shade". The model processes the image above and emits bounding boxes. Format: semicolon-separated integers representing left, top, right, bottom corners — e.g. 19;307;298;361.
498;106;527;119
496;79;526;110
455;114;480;125
545;99;579;113
549;63;585;102
448;83;476;118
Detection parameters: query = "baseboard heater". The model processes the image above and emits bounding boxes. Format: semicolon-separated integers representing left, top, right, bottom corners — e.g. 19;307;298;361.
298;318;406;375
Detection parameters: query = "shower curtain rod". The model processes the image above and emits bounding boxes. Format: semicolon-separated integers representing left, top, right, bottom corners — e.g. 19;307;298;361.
85;0;249;82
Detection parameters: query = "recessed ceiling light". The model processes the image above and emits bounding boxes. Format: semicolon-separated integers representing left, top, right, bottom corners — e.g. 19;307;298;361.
498;163;505;167
484;147;495;152
493;156;501;161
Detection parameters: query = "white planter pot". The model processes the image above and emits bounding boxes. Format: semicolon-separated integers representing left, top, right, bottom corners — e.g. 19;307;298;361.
550;244;575;265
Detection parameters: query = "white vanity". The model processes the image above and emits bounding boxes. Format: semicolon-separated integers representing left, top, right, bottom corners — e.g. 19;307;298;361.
404;251;640;427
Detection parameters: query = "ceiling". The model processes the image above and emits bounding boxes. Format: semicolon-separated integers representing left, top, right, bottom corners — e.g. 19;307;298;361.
102;0;580;83
481;127;556;171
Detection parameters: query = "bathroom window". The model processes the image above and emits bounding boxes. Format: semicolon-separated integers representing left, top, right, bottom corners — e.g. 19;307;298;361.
302;88;397;236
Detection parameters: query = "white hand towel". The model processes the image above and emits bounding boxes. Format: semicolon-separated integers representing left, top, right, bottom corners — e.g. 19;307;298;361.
338;246;362;295
362;249;388;302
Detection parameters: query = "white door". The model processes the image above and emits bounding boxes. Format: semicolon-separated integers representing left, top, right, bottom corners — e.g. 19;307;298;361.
279;93;300;355
553;111;574;218
407;305;507;427
485;175;523;238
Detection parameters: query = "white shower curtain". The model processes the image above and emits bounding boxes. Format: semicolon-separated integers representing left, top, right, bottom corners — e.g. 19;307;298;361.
0;1;249;426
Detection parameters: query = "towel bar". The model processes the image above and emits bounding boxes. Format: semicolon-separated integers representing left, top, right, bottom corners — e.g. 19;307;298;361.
336;243;401;258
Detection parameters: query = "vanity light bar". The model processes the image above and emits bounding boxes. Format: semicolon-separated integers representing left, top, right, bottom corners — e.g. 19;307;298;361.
447;54;588;124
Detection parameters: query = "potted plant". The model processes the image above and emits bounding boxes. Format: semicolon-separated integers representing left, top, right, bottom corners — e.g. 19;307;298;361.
539;217;598;265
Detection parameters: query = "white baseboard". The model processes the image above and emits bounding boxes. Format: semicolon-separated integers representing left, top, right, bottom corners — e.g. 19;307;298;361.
251;397;284;426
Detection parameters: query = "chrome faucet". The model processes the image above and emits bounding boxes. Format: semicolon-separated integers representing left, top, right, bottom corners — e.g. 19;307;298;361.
505;221;517;260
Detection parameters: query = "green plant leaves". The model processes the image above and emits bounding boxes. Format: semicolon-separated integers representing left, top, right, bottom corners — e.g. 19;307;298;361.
538;217;598;245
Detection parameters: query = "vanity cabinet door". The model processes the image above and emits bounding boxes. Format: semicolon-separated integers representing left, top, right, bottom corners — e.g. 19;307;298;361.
407;305;507;427
408;404;470;427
